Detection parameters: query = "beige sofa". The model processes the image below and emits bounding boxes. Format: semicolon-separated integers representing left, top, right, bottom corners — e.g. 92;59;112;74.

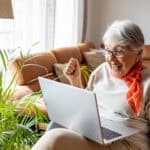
142;45;150;67
8;42;96;114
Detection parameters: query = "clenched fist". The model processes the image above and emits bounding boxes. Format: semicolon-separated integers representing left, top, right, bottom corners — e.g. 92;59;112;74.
63;58;83;88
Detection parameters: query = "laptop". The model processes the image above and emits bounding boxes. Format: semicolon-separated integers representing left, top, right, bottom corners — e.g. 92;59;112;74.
38;77;140;144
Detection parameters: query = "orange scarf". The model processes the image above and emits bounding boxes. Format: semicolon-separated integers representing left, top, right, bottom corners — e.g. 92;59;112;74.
121;61;142;116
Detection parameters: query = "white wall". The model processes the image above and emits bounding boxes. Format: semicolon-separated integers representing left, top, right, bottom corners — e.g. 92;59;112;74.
86;0;150;47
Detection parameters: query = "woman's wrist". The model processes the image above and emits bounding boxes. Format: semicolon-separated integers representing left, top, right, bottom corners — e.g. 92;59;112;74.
70;78;83;88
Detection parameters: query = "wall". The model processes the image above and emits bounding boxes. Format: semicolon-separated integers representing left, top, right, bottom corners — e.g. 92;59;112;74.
86;0;150;47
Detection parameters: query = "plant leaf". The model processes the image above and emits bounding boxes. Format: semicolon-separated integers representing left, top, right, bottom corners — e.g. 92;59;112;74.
0;50;7;71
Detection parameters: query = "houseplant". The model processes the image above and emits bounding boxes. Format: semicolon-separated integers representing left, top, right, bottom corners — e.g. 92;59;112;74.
0;44;93;149
0;48;48;150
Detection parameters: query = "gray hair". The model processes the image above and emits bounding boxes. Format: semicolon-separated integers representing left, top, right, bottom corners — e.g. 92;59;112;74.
103;20;144;50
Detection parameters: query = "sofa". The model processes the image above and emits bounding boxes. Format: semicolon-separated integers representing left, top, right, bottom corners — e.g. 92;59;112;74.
142;45;150;67
8;43;150;115
8;42;97;114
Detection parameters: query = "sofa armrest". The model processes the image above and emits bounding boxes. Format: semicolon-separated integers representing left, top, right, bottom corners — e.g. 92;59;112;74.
8;52;57;85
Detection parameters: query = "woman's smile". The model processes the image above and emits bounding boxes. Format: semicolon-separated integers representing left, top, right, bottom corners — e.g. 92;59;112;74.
111;63;122;72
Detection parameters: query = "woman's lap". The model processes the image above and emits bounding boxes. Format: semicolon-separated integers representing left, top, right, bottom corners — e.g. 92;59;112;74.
32;128;139;150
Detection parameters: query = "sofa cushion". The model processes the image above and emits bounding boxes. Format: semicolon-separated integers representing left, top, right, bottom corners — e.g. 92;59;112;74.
77;42;95;54
54;63;69;84
24;52;57;72
143;60;150;68
83;49;105;70
25;73;54;84
9;52;57;85
52;46;83;64
12;73;57;100
21;64;49;84
143;45;150;60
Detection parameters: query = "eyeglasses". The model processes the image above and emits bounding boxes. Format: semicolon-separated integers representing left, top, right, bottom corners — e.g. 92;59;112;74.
101;48;138;58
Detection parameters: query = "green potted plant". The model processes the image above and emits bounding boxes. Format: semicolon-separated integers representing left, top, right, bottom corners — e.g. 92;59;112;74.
0;48;48;149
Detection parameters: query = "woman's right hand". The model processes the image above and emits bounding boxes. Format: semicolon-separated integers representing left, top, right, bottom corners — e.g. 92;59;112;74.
63;58;83;88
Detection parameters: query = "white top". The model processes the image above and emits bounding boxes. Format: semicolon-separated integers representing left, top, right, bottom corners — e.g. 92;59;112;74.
87;62;150;149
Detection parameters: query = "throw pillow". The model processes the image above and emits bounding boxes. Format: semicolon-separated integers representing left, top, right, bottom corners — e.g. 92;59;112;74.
25;72;54;84
83;49;105;70
54;63;70;84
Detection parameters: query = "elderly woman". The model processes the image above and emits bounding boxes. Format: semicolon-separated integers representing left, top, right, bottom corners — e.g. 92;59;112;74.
32;20;150;150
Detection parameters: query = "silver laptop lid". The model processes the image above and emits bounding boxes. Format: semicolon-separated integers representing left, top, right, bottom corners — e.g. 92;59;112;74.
38;77;103;144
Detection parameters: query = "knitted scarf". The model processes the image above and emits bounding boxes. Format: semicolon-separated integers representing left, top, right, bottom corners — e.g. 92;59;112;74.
121;61;142;116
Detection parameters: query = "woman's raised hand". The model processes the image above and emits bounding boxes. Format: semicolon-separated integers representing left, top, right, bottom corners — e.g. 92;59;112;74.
63;58;83;88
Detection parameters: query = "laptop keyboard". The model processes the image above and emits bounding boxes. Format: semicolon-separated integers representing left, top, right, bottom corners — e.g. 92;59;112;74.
101;127;122;140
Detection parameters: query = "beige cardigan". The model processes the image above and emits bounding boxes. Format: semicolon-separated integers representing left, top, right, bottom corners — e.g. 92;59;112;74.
87;62;150;150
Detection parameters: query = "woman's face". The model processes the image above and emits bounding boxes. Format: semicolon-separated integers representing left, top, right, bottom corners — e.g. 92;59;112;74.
105;43;142;78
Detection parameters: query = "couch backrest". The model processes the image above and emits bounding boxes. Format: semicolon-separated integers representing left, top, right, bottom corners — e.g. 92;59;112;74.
143;45;150;59
78;42;95;54
51;42;95;64
9;52;57;85
143;45;150;68
52;46;83;64
8;42;95;86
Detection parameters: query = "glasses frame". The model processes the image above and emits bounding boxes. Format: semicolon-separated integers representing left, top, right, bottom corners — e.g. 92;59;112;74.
101;48;138;58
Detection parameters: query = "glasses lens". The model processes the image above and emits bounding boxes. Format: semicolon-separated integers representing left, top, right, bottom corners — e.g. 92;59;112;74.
114;50;125;57
101;48;126;57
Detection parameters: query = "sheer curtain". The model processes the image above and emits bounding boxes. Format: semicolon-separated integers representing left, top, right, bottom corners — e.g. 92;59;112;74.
12;0;47;54
0;0;86;52
54;0;86;48
11;0;86;51
0;0;55;55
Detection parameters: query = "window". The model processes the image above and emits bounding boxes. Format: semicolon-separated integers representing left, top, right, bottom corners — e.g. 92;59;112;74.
54;0;85;48
0;0;47;55
0;19;14;49
0;0;85;53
